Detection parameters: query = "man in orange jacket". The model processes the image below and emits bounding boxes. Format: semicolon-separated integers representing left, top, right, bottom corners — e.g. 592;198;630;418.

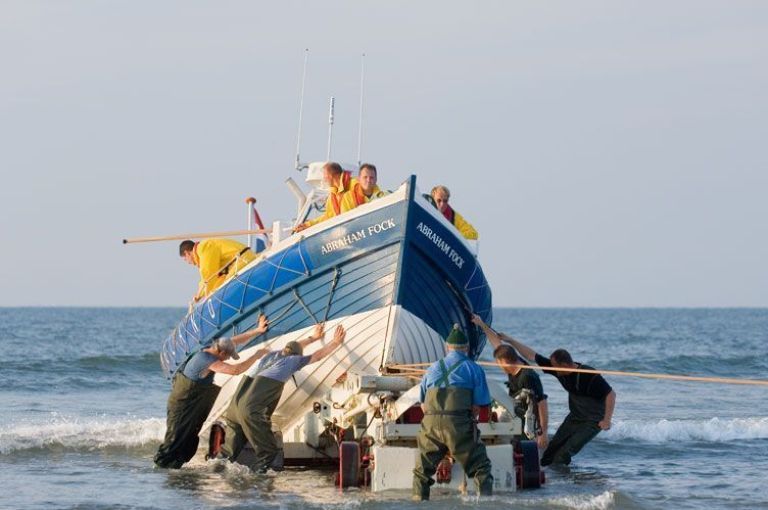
340;163;388;213
294;162;357;232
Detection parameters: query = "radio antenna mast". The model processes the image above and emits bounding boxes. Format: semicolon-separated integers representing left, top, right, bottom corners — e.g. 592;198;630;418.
356;53;366;167
294;48;309;171
326;96;335;160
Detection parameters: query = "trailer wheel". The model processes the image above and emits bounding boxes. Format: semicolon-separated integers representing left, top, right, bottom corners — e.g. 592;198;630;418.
338;441;361;488
514;440;541;489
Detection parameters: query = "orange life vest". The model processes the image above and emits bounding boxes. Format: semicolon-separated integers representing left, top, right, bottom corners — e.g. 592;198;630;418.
329;171;352;215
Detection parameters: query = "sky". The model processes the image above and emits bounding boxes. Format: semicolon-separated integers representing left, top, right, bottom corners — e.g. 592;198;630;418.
1;1;766;307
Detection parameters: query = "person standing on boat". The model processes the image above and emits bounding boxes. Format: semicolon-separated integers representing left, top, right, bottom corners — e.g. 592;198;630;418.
412;324;494;501
471;314;549;450
430;185;478;240
153;314;270;469
179;238;257;302
339;163;388;213
499;336;616;467
294;162;357;231
218;323;346;473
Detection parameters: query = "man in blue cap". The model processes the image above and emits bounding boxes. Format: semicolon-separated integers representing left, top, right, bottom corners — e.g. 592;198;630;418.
412;324;494;500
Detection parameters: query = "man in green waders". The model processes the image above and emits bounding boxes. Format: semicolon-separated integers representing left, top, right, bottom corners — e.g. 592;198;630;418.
218;323;346;473
412;324;494;501
154;315;269;469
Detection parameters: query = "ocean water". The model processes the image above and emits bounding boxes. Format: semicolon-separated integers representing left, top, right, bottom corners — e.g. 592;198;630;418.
1;308;767;510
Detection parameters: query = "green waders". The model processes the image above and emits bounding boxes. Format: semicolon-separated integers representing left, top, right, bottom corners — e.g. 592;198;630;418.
412;386;494;500
219;375;285;471
540;413;601;466
154;372;221;469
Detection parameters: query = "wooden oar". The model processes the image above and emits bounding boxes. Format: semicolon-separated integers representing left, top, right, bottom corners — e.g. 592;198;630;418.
122;228;274;244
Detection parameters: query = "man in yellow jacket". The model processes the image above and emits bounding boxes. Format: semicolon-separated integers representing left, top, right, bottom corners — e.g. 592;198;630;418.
430;185;478;240
294;162;357;232
340;163;388;213
179;238;257;302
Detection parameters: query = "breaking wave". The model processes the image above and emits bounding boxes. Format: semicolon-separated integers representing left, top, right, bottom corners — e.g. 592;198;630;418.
602;417;768;443
548;491;617;510
0;415;165;455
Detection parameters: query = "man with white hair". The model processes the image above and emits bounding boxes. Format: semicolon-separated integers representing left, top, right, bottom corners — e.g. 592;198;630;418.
154;314;269;469
430;185;478;240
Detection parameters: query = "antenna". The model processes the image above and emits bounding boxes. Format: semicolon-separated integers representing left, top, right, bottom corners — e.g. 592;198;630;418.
326;96;335;160
356;53;366;168
294;49;309;171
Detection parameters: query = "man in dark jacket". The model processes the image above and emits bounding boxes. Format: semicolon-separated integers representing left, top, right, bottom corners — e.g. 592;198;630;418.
496;335;616;466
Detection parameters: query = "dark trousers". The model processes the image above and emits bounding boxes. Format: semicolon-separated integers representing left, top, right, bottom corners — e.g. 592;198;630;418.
413;415;494;499
154;374;220;469
220;375;285;470
541;414;601;466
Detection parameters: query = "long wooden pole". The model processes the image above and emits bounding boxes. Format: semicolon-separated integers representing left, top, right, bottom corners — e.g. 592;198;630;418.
385;362;768;387
122;228;272;245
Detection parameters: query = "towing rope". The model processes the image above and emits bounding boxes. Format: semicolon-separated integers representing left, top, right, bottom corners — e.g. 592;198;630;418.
384;362;768;387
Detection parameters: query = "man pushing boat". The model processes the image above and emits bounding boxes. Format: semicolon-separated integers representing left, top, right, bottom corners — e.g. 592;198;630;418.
216;323;347;473
153;315;270;469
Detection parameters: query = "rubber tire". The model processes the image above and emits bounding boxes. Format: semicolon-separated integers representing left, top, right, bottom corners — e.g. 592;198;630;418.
515;440;542;489
339;441;361;488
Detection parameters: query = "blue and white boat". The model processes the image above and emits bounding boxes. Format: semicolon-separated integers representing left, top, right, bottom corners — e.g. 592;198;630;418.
159;169;497;474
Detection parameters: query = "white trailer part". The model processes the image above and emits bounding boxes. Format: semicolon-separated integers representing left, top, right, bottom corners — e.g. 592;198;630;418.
269;372;543;492
371;444;517;492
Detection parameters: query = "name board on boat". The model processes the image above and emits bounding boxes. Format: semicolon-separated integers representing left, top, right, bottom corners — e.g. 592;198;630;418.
305;204;405;266
410;205;475;285
319;218;397;255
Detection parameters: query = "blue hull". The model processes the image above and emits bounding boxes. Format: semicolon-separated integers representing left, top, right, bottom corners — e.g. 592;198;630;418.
161;176;492;378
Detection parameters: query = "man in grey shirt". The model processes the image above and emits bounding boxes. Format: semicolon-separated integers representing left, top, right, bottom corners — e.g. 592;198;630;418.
219;323;346;472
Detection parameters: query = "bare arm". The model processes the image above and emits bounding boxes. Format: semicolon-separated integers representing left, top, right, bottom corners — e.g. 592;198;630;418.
497;333;538;362
209;348;269;376
470;314;504;350
299;323;326;349
230;314;269;346
598;390;616;430
309;325;345;364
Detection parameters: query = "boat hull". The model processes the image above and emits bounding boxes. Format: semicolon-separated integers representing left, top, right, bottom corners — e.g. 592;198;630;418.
159;176;493;441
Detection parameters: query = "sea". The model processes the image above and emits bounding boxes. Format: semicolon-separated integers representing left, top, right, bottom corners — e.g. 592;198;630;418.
1;308;767;510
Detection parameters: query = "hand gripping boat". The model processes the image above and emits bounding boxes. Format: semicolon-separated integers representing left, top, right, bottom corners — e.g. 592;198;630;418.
160;173;543;492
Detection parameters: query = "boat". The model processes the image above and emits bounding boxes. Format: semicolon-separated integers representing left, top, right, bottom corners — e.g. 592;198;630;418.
157;163;543;492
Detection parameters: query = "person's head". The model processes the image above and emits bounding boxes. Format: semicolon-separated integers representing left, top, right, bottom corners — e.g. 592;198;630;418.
493;344;523;375
431;185;450;213
179;240;197;266
445;324;469;353
323;162;344;186
213;337;240;361
549;348;575;373
358;163;377;195
282;340;303;357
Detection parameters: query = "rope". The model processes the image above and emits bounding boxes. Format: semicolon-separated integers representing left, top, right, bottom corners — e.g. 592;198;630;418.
384;362;768;387
322;268;341;322
292;288;318;323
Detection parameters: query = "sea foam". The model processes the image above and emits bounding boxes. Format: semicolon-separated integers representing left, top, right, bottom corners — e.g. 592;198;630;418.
602;417;768;443
548;491;617;510
0;415;165;454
